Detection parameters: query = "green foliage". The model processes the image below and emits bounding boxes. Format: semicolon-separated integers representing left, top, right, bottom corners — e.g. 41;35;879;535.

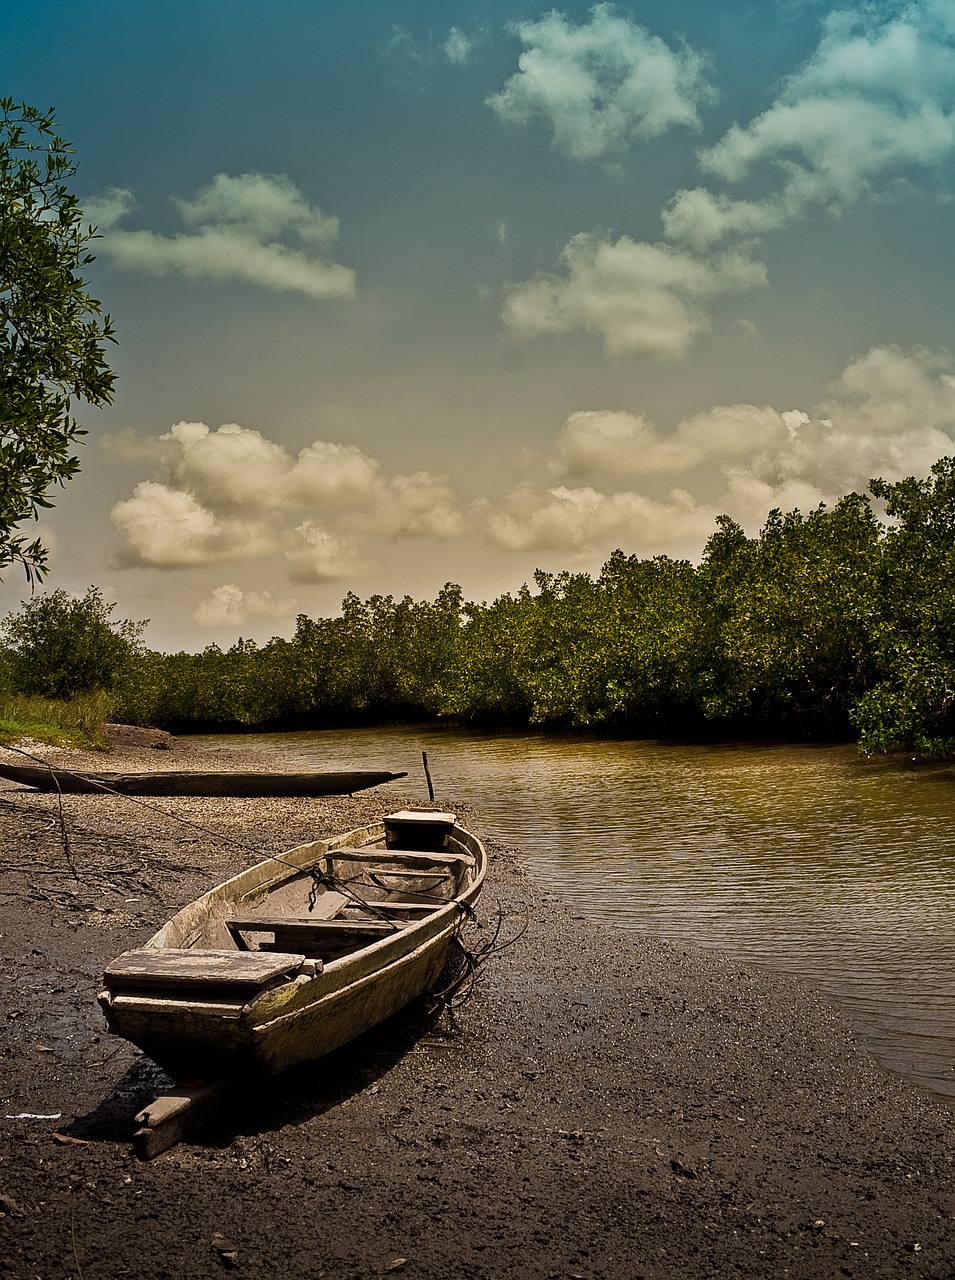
693;495;884;729
2;587;145;698
291;585;468;722
0;100;116;582
850;459;955;754
81;457;955;758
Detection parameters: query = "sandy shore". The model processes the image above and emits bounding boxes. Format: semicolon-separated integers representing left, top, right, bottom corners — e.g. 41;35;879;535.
1;727;954;1279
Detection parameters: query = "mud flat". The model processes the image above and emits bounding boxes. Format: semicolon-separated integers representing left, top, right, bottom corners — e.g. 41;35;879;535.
1;728;953;1279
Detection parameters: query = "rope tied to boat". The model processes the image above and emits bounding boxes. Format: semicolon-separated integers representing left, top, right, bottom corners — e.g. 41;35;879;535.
430;905;529;1013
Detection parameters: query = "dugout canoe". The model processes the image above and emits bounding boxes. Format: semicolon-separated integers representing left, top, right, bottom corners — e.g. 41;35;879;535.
98;809;486;1083
0;762;407;796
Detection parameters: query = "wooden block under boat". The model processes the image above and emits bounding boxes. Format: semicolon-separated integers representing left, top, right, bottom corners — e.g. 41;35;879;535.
103;948;306;991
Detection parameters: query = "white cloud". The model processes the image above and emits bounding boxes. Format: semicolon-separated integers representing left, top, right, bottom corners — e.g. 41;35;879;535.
376;473;466;538
111;483;276;567
87;174;355;299
284;522;367;583
383;24;485;73
666;5;955;249
482;483;714;553
194;584;299;628
109;350;955;578
444;26;481;66
109;419;466;575
557;346;955;495
502;233;766;358
163;421;292;510
484;345;955;556
488;3;714;160
662;188;795;253
175;173;339;245
84;187;136;232
552;404;786;478
283;441;383;509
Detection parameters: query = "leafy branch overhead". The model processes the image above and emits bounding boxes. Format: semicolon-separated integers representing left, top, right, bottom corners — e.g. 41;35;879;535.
0;98;116;582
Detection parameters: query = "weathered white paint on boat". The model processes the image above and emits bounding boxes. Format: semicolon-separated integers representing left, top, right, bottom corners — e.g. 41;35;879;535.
99;813;486;1080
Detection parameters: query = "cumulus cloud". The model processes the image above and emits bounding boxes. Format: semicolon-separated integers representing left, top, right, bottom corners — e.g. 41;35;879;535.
502;233;766;358
488;3;714;160
194;584;299;629
109;350;955;577
111;483;276;567
551;404;785;478
284;522;367;583
283;441;384;509
161;421;293;510
375;472;466;538
665;5;955;249
482;483;715;553
86;174;355;299
109;419;466;577
480;346;955;555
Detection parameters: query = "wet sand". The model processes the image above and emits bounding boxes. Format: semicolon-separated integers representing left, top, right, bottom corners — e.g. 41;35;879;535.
1;728;954;1279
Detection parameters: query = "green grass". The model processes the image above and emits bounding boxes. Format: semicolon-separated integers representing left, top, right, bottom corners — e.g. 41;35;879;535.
0;688;113;751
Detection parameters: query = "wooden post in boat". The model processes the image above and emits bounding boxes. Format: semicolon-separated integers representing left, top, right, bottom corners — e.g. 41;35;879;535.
422;751;435;802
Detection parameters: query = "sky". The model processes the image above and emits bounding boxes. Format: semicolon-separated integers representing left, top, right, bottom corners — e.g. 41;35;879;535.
2;0;954;650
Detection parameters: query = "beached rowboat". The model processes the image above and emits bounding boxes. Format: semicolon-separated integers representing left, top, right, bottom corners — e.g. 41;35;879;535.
98;809;486;1083
0;762;407;796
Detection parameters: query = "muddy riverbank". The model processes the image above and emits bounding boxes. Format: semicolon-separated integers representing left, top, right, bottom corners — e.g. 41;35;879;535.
1;728;954;1279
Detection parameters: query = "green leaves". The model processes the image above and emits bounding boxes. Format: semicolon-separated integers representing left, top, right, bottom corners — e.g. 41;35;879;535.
693;494;885;730
1;587;145;699
0;100;116;582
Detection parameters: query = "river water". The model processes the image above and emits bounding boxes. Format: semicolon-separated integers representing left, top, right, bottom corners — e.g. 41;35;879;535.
195;725;955;1104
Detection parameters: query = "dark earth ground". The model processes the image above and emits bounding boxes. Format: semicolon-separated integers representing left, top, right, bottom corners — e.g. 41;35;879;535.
1;727;955;1280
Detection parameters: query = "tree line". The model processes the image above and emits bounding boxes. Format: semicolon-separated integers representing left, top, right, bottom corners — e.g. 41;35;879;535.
4;459;955;756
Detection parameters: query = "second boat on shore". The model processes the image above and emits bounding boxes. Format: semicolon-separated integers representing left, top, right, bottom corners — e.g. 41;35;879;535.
0;762;407;796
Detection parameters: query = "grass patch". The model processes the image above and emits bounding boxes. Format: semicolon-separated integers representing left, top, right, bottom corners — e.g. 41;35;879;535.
0;689;114;751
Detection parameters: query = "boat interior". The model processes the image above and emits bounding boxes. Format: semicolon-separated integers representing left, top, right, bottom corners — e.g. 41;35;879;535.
102;811;476;1000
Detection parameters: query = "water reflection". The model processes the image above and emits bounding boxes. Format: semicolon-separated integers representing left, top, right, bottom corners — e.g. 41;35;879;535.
195;726;955;1103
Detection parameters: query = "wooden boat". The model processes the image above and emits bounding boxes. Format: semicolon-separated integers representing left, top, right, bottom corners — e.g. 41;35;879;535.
0;762;407;797
98;809;486;1083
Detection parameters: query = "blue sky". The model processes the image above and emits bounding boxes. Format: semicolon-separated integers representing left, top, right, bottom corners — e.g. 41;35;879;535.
2;0;954;648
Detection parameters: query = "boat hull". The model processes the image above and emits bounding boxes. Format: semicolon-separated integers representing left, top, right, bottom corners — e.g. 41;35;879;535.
0;764;407;796
98;815;485;1079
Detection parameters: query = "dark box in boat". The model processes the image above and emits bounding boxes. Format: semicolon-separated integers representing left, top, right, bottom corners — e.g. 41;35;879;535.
384;809;456;851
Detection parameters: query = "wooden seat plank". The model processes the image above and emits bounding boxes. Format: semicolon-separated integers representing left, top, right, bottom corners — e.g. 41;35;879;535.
385;809;457;825
330;849;475;869
227;916;400;937
368;900;446;913
104;948;305;990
